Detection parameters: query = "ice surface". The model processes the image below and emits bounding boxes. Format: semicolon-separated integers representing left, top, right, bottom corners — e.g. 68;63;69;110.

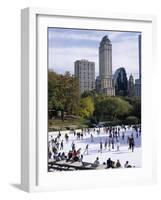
49;126;141;168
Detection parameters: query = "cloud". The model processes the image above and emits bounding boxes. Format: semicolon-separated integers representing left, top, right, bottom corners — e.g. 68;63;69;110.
48;28;140;79
48;29;100;42
48;28;139;46
112;38;139;77
49;46;99;75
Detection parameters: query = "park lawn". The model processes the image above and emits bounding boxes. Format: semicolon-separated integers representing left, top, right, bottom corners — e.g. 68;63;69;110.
48;118;89;131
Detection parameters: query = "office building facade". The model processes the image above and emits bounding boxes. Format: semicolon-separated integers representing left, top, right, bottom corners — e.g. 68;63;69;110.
74;59;95;94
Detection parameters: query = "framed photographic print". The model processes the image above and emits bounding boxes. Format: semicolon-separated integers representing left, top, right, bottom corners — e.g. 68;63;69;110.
21;8;157;192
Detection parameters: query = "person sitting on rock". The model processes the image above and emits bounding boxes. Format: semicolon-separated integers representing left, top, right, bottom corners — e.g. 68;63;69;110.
94;157;100;167
124;161;132;168
115;159;121;168
106;158;113;168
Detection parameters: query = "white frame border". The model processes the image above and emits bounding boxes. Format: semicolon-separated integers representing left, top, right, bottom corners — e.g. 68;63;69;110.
21;7;157;192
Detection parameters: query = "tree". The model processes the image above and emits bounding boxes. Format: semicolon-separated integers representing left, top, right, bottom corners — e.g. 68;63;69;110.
81;90;97;98
95;96;132;121
78;96;94;118
123;96;141;119
115;97;133;119
48;70;79;120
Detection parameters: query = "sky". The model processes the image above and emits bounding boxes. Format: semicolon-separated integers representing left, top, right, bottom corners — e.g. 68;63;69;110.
48;28;141;79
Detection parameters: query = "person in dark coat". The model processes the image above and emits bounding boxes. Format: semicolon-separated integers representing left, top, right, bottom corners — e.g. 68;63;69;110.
131;137;135;152
128;136;135;152
67;151;73;161
83;144;89;155
81;132;83;140
115;160;121;168
106;158;113;168
111;137;114;149
104;139;108;150
100;141;103;153
60;140;64;150
72;142;76;151
122;132;125;140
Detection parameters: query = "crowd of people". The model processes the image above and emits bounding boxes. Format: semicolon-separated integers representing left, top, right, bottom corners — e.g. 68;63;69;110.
93;157;134;168
48;125;141;170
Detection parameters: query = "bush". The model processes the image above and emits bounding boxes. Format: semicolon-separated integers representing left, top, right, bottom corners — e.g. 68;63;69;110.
90;117;97;124
124;116;139;125
106;119;122;126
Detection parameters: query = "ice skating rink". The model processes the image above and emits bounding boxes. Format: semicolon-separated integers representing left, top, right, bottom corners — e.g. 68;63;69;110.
49;126;141;168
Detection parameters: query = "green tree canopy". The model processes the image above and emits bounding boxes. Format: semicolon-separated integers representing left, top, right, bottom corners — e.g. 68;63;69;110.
48;70;79;120
78;96;94;118
123;96;141;119
95;96;132;121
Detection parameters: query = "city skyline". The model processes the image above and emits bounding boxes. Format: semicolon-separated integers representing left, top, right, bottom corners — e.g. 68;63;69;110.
48;28;141;79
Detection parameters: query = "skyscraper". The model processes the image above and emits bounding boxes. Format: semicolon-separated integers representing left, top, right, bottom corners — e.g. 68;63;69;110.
114;67;128;96
74;59;95;94
128;74;135;97
139;34;141;80
135;34;141;97
98;36;115;95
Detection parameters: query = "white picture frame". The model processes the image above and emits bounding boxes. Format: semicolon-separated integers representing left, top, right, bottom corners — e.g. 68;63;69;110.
21;7;157;192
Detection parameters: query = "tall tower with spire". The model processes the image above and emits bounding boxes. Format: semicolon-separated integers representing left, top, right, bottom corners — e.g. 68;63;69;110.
128;74;135;96
139;34;141;80
134;34;141;97
98;35;115;95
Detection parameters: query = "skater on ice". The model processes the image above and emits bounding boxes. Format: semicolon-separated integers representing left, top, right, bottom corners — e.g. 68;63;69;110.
60;140;64;150
128;136;135;152
99;141;103;153
84;144;89;155
90;133;94;142
122;132;125;140
116;139;120;151
104;138;108;150
111;137;115;149
72;141;76;151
